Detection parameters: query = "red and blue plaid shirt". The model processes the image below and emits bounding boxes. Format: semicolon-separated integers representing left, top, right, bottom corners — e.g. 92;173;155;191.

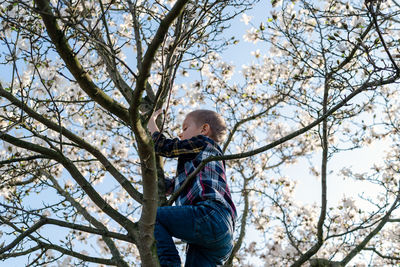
152;132;237;220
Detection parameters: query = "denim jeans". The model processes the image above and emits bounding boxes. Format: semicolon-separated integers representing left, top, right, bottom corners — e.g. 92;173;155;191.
154;200;234;267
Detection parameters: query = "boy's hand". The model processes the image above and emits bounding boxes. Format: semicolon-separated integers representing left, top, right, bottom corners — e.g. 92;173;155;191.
148;109;164;135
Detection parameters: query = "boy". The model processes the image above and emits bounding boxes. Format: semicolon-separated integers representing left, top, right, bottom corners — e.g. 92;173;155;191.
148;109;237;267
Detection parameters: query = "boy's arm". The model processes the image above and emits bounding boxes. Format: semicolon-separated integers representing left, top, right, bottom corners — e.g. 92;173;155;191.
148;109;206;157
147;110;175;194
152;132;206;158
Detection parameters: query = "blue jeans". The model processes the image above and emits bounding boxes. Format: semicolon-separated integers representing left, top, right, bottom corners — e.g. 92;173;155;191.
154;200;234;267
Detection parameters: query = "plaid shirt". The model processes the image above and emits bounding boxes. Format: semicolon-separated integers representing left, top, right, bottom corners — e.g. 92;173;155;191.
152;132;237;220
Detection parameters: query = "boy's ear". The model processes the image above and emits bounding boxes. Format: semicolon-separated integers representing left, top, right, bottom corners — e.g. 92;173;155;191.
201;123;211;136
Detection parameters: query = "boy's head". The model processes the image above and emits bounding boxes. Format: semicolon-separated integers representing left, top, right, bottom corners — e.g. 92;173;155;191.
179;109;227;143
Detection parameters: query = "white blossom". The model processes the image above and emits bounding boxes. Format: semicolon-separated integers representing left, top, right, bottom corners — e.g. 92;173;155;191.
240;13;253;25
243;28;260;43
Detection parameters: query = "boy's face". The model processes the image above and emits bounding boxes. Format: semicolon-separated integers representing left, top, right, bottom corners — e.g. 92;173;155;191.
179;115;205;140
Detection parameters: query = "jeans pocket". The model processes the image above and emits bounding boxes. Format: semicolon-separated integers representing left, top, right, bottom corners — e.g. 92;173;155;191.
194;206;230;246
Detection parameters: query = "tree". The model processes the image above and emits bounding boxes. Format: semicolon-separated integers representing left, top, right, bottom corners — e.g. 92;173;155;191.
219;0;400;266
0;0;399;266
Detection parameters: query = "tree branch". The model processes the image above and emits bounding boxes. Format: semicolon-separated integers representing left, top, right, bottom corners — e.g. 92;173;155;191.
0;133;138;237
291;68;331;267
168;73;400;205
43;170;130;267
364;247;400;261
0;155;50;166
366;1;400;73
130;0;189;115
0;83;143;204
1;215;120;265
0;217;46;255
126;1;189;264
45;218;133;242
34;0;130;124
224;174;250;266
0;216;132;257
340;194;400;265
41;242;117;265
94;33;134;104
0;245;42;260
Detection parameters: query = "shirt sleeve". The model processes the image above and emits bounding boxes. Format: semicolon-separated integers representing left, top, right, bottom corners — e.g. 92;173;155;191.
152;132;206;158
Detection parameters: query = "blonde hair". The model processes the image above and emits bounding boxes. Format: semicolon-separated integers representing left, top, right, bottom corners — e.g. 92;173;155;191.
187;109;227;143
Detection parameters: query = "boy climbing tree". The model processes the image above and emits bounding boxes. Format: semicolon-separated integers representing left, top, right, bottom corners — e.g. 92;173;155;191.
148;109;236;267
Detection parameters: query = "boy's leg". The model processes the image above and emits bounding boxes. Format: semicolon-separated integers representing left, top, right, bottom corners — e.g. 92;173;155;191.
184;201;233;267
154;211;181;266
154;205;198;266
155;202;233;267
184;244;215;267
